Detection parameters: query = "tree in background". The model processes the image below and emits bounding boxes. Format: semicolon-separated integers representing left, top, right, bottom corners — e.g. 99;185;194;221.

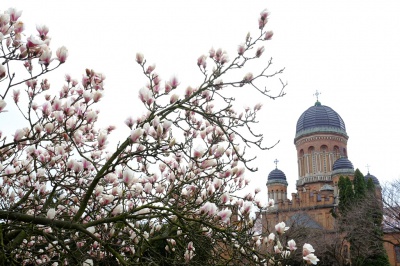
0;8;318;266
382;179;400;244
336;170;389;266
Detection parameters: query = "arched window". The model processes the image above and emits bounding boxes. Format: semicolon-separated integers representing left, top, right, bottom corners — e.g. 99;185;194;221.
299;149;305;176
308;146;316;174
333;146;340;161
321;145;328;173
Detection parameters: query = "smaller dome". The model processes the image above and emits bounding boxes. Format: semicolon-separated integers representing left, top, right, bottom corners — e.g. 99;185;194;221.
268;169;286;180
365;172;380;186
332;158;354;171
267;168;288;186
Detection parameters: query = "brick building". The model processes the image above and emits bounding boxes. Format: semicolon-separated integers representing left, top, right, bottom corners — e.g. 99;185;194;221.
258;99;399;265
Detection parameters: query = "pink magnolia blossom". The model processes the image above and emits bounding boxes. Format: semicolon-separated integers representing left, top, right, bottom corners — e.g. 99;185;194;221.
170;94;179;104
124;117;135;129
39;47;52;66
56;46;68;63
0;100;6;112
145;64;156;74
264;31;273;40
214;145;225;158
200;159;217;169
0;13;10;26
258;9;269;29
130;128;144;143
256;46;265;58
144;182;152;194
135;53;144;64
14;128;25;141
217;209;232;223
95;186;104;197
13;89;20;103
112;204;123;216
97;132;108;147
209;47;215;58
267;232;275;243
162;120;172;132
83;259;93;266
287;239;297;251
220;192;230;204
26;35;44;48
275;221;289;235
197;55;207;68
0;65;6;79
170;76;179;88
44;123;54;134
165;82;172;93
185;86;193;98
236;167;245;177
85;111;97;123
41;102;52;117
254;103;263;111
243;72;253;83
241;201;252;215
268;198;275;207
47;208;56;219
238;44;245;55
7;8;22;23
93;91;103;102
302;243;315;256
138;87;154;105
101;194;114;205
303;253;319;265
193;145;205;158
14;21;24;34
200;202;218;216
155;184;165;194
274;245;281;254
36;24;49;38
123;169;134;185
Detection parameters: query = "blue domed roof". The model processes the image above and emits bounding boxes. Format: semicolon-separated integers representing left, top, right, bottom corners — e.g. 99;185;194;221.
295;102;347;141
268;169;286;180
332;158;354;171
267;168;288;186
365;172;380;186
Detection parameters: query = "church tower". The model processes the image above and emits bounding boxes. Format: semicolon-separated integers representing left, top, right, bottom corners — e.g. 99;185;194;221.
294;99;349;192
266;159;288;207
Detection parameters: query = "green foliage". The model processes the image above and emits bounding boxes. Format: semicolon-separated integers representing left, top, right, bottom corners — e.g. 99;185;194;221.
336;170;390;266
353;169;366;199
338;176;354;213
366;178;375;192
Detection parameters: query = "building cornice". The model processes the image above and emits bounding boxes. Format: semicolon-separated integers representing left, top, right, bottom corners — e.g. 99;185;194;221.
296;175;332;186
294;127;348;144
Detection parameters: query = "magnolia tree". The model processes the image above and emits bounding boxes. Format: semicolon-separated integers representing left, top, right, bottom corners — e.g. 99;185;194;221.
0;8;318;265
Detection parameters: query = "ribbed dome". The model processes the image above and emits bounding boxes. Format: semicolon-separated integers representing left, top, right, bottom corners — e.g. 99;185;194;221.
295;101;347;141
332;158;354;171
268;169;286;180
365;172;380;186
267;168;288;186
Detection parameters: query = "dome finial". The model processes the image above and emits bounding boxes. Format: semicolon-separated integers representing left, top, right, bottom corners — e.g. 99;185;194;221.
366;164;371;174
313;90;322;106
274;158;279;169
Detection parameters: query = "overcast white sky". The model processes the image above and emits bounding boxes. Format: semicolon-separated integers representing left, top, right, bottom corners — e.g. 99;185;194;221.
3;0;400;196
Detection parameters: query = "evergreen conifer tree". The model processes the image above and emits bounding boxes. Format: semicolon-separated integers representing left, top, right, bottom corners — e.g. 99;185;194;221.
353;169;366;199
